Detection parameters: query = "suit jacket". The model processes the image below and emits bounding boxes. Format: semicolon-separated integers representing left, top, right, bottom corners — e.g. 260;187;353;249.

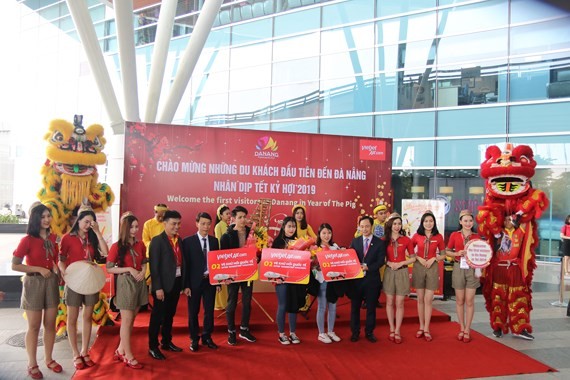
182;234;219;290
349;234;386;284
220;225;251;250
149;231;181;293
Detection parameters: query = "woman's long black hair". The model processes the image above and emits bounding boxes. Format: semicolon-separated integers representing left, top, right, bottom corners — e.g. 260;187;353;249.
69;210;104;263
27;204;50;238
316;223;335;247
416;212;440;236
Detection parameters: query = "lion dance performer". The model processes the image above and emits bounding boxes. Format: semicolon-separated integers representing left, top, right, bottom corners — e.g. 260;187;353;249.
37;115;115;333
476;143;548;340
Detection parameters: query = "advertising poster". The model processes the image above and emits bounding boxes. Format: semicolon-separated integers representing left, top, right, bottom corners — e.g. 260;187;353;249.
402;199;446;297
259;248;311;284
122;122;392;246
208;247;259;285
315;248;363;281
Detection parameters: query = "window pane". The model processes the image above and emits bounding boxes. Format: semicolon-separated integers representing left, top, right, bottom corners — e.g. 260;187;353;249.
510;103;570;134
511;0;570;24
393;141;435;167
321;24;374;55
437;29;507;66
320;77;373;115
272;57;319;85
322;0;374;28
274;7;320;37
228;88;271;120
232;18;272;45
509;136;570;166
229;65;271;91
376;0;436;18
438;0;507;36
320;116;372;137
376;12;436;45
192;71;229;96
273;33;319;62
375;111;435;139
321;48;375;79
511;17;570;56
375;70;436;111
270;82;320;120
191;93;228;123
509;54;570;102
231;42;271;69
272;120;318;133
436;138;505;166
438;107;506;137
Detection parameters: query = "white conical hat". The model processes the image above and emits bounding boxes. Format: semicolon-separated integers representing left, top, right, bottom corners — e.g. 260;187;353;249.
64;261;106;295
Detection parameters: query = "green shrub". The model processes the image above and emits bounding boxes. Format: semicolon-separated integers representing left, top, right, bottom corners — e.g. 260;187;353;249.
0;214;20;224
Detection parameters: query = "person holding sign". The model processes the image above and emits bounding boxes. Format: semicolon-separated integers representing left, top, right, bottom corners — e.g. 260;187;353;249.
348;216;386;343
106;212;147;369
148;210;184;360
182;212;220;352
410;210;445;342
314;223;342;344
445;210;481;343
59;205;109;369
383;213;415;344
12;204;62;379
221;206;257;345
272;216;303;345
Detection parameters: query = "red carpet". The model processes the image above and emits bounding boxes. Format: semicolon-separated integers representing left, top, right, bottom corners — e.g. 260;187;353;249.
73;294;555;379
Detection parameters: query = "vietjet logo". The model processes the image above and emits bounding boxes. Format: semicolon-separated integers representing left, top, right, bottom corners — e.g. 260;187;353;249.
255;136;279;159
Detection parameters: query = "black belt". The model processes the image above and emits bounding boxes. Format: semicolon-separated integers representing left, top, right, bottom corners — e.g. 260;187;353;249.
26;272;50;276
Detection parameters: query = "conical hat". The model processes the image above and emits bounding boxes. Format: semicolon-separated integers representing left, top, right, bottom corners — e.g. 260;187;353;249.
64;261;106;295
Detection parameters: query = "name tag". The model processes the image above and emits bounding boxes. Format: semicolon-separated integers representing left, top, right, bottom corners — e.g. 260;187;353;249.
460;257;470;269
176;266;181;277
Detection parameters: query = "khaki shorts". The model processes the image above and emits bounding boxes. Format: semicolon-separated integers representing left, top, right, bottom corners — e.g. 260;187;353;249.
64;286;99;307
21;273;59;311
451;262;481;290
411;263;439;291
383;267;410;296
115;273;148;311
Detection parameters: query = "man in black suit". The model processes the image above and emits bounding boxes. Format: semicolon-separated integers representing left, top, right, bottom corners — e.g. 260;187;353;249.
182;212;220;352
148;210;184;360
349;215;386;343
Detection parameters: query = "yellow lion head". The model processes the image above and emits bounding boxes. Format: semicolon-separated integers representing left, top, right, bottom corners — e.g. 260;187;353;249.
44;115;107;176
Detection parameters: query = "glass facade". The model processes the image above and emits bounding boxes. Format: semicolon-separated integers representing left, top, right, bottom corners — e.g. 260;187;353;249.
18;0;570;259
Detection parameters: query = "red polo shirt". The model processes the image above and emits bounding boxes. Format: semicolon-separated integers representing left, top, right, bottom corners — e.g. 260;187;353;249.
59;233;96;265
411;233;445;259
13;234;58;269
386;235;414;263
107;241;147;271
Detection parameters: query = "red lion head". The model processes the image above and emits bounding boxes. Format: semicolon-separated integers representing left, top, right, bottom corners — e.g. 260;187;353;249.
480;143;536;199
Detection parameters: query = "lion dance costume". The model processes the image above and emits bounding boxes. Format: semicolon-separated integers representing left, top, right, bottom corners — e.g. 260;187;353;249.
477;143;548;339
37;115;115;334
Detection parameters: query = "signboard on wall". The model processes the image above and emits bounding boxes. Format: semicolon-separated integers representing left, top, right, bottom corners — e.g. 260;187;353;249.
122;122;393;246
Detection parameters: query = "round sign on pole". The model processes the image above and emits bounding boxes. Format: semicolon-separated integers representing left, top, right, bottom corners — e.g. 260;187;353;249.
465;239;493;269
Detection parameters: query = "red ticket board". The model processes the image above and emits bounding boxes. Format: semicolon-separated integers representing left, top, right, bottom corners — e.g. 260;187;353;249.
315;248;364;281
259;248;311;285
207;247;258;285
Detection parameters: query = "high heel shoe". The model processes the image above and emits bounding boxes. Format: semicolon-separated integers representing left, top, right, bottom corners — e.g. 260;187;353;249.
46;360;63;373
27;365;43;379
124;357;144;369
82;354;95;368
388;332;395;342
73;356;85;370
113;350;124;362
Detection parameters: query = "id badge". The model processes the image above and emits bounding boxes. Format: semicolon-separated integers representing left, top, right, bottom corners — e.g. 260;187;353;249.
460;257;469;270
176;266;181;277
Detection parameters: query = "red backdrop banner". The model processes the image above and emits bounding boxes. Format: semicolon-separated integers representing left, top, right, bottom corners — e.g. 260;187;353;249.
123;122;393;246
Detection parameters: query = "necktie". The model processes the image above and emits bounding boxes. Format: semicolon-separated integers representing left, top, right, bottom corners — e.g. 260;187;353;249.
202;237;208;273
364;238;370;256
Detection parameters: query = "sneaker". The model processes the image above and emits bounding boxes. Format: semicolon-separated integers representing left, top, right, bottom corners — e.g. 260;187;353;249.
278;334;290;345
239;329;257;343
228;332;237;346
289;333;301;344
327;331;341;342
513;330;534;340
318;333;332;344
492;329;503;338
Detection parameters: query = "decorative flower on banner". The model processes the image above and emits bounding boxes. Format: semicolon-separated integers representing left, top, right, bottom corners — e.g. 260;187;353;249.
245;222;273;258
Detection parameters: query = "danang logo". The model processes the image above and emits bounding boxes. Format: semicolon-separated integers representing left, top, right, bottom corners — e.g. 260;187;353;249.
255;136;279;159
359;139;386;161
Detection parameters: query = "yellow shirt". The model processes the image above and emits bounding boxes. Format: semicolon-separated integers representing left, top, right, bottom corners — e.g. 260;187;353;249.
214;221;229;243
142;218;164;251
296;222;316;239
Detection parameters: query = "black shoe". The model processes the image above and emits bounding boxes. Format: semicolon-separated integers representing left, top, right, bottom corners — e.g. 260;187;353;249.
148;347;166;360
162;342;183;352
239;329;257;343
228;332;237;346
361;301;367;309
190;340;199;352
350;333;359;342
492;329;503;338
202;338;218;349
513;330;534;340
366;334;378;343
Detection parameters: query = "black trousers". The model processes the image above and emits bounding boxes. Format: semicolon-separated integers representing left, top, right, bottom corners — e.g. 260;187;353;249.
148;277;182;349
350;278;380;336
187;277;216;342
226;281;253;332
